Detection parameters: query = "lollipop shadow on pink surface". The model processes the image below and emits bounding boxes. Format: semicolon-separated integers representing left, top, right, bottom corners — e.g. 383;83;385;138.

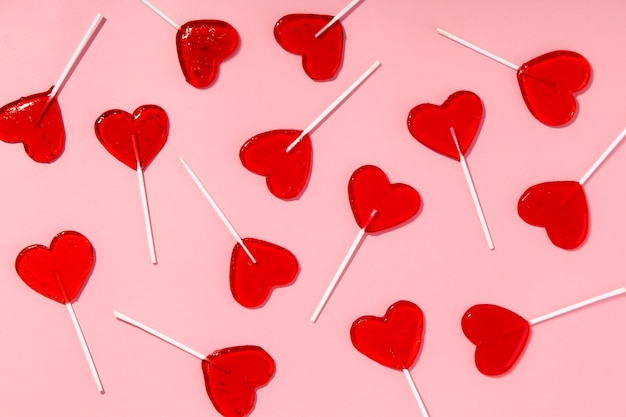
0;13;104;163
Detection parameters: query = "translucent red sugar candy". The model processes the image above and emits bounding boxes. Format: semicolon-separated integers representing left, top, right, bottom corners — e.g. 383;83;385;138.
239;130;312;200
202;346;275;417
351;301;424;370
517;181;588;250
94;105;169;170
0;89;64;163
462;304;531;376
230;238;300;308
274;14;344;81
176;20;239;88
15;231;94;304
517;51;591;126
349;165;422;233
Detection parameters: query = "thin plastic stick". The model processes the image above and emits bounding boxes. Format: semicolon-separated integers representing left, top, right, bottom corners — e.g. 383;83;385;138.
139;0;181;30
315;0;363;38
114;311;205;360
66;303;104;393
132;136;157;264
179;157;256;263
436;28;519;71
310;210;377;323
579;126;626;186
287;61;381;152
450;128;494;250
37;13;104;125
402;369;430;417
529;287;626;326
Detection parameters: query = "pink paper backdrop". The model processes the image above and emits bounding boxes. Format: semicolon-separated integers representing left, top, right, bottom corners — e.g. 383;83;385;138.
1;1;626;416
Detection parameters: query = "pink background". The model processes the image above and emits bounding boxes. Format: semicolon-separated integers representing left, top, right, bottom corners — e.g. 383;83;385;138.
1;0;626;416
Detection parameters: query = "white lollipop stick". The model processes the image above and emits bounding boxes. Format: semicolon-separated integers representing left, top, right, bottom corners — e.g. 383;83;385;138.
114;311;205;360
287;61;381;152
436;28;519;71
450;128;494;250
66;302;104;393
529;287;626;326
579;126;626;186
310;210;377;323
402;369;430;417
179;157;256;263
38;13;104;124
315;0;364;38
139;0;181;30
132;135;157;264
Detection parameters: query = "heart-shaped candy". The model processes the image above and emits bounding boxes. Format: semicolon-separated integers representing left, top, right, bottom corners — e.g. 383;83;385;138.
348;165;421;233
274;14;344;81
202;345;275;417
517;180;588;250
0;88;65;163
350;300;424;370
407;90;483;160
517;50;591;126
230;238;300;308
461;304;531;376
94;105;169;170
239;130;312;200
15;231;95;304
176;20;239;88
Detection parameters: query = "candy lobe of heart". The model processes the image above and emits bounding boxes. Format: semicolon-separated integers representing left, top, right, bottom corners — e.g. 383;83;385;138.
239;130;312;200
462;304;531;376
350;300;424;370
517;50;591;126
517;181;588;250
348;165;421;233
202;346;275;417
274;14;344;81
0;88;65;163
176;20;240;88
407;90;483;161
94;105;169;170
15;231;94;304
230;238;300;308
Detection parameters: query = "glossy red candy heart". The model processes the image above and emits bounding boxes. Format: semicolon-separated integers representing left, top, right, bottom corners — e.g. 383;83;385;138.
517;50;591;126
240;130;312;200
274;14;344;81
94;105;169;170
517;180;588;250
202;345;275;417
230;238;300;308
462;304;531;376
0;88;65;163
15;231;95;304
407;90;483;160
348;165;421;233
350;300;424;370
176;20;239;88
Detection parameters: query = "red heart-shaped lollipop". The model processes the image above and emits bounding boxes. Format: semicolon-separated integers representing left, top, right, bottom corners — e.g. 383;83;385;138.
517;180;588;250
274;14;344;81
202;345;275;417
0;88;65;163
462;304;531;376
230;238;300;308
517;51;591;126
351;300;424;370
407;90;483;160
239;130;312;200
176;20;239;88
15;231;95;304
348;165;421;233
94;105;169;170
